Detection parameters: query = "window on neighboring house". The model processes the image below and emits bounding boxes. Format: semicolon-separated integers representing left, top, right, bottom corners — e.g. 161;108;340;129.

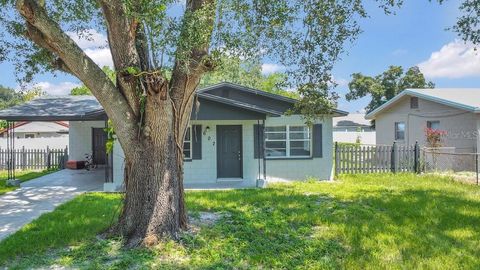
427;120;440;130
394;122;405;140
24;133;35;139
183;126;192;159
410;97;419;109
265;125;311;158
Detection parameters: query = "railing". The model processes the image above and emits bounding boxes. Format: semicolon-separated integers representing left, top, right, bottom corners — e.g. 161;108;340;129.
0;146;68;170
335;142;419;175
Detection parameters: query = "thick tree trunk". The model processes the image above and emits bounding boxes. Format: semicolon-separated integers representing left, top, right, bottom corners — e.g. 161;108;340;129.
110;92;189;247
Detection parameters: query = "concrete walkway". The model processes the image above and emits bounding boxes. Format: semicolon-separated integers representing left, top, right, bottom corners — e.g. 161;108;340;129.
0;169;103;241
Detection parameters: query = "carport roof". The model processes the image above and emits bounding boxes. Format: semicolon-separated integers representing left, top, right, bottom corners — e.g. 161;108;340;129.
0;96;107;121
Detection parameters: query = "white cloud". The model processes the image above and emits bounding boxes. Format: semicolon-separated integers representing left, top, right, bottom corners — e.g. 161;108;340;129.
67;29;113;68
418;40;480;79
261;63;284;74
67;29;108;50
33;81;80;95
84;48;114;68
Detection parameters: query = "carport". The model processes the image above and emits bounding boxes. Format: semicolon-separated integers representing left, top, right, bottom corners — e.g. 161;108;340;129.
0;96;112;185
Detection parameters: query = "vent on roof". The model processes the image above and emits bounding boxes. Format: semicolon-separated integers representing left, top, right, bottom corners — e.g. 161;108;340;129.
410;97;419;109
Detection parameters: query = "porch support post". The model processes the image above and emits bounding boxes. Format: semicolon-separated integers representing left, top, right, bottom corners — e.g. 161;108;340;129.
6;121;19;186
104;119;111;183
262;119;266;181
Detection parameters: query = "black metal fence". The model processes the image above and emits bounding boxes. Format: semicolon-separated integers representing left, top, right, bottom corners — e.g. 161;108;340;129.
335;142;420;175
422;148;479;185
0;146;68;170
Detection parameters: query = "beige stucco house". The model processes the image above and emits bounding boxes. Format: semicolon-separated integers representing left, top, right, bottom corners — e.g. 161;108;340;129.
365;88;480;153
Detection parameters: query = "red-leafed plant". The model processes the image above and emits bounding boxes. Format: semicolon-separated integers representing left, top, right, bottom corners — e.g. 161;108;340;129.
425;128;447;148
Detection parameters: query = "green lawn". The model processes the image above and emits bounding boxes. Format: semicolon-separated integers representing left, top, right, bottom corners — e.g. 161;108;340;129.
0;169;58;195
0;174;479;269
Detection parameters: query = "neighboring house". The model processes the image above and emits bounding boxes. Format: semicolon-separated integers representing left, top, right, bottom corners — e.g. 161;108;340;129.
333;113;375;144
0;121;69;149
0;82;347;191
365;88;480;153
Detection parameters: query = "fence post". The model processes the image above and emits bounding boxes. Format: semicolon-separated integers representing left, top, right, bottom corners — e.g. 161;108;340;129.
62;146;68;169
21;146;26;171
391;142;397;173
414;141;419;174
334;142;339;177
46;146;51;170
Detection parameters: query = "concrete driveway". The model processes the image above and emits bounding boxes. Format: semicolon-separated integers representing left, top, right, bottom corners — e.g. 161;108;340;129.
0;169;103;241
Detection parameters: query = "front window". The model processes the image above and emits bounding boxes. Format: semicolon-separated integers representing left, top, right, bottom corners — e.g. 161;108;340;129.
183;126;192;159
265;125;311;158
395;122;405;140
427;121;440;130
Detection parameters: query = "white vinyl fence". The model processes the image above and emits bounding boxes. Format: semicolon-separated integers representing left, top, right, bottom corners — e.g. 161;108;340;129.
0;137;68;149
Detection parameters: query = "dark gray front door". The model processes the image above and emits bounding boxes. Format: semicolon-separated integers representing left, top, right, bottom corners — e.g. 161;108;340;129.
92;128;107;165
217;125;243;178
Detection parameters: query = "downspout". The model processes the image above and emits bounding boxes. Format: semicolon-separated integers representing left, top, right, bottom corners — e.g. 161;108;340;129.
257;119;261;180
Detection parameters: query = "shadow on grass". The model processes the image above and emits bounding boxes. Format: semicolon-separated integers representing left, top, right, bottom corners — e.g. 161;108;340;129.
1;179;480;269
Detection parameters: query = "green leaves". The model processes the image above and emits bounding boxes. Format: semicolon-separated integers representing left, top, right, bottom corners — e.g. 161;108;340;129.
346;66;434;112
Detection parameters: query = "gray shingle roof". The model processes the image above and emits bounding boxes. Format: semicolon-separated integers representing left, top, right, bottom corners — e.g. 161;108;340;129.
0;82;349;121
0;96;106;121
366;88;480;119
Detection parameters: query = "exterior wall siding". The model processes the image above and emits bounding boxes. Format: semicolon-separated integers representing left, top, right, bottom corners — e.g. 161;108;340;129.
69;121;105;160
375;95;478;152
107;115;334;190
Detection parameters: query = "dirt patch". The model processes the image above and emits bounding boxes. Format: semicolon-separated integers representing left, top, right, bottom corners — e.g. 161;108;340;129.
186;211;228;234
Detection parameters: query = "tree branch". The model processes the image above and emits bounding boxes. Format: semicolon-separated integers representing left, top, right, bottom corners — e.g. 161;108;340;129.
169;0;215;117
99;0;144;116
16;0;139;153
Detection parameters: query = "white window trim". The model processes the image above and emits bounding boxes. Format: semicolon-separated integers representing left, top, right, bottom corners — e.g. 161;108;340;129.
183;126;192;160
265;125;312;159
24;133;36;139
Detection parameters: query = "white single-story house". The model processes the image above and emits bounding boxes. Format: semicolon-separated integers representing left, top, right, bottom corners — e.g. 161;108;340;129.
366;88;480;153
0;82;347;191
0;121;69;149
333;113;375;144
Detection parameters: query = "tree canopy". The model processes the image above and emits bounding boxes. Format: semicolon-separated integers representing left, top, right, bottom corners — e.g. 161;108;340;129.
0;84;43;128
346;66;434;113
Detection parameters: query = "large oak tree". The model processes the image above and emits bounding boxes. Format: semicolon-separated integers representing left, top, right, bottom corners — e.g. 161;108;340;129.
0;0;477;247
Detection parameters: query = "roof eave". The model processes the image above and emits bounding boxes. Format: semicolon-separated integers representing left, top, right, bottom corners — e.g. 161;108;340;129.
366;89;480;119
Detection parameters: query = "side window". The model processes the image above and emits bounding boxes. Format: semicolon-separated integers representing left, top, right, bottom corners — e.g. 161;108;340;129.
427;121;440;130
395;122;405;140
24;133;35;139
265;126;287;157
265;126;312;158
183;126;192;159
410;97;419;109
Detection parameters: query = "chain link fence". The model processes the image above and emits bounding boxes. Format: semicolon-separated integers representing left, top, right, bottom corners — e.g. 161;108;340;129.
421;147;479;185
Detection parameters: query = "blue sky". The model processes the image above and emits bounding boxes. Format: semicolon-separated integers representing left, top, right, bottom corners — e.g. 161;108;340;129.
0;0;479;113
